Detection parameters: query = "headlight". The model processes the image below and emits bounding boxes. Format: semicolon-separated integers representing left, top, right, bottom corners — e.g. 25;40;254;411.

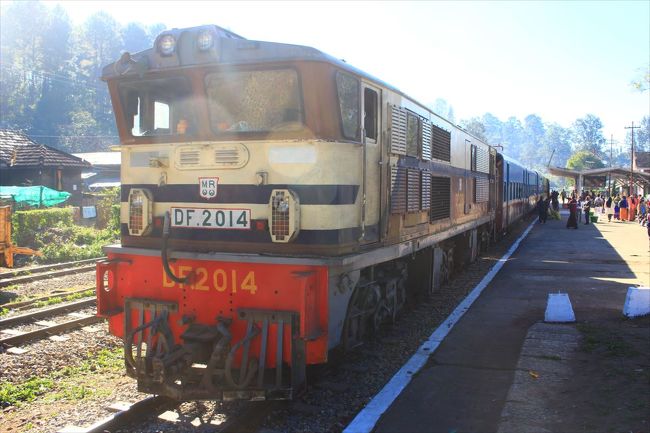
269;189;300;243
157;34;176;56
197;30;214;51
128;188;153;236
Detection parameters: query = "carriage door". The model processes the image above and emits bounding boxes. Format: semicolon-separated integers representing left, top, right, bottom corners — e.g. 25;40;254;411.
361;84;381;243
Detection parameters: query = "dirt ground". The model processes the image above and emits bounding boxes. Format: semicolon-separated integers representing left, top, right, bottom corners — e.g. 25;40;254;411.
566;315;649;432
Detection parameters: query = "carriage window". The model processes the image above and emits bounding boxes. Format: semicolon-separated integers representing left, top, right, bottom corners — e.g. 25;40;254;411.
206;69;303;133
364;88;378;140
470;144;477;171
336;72;360;140
406;112;419;157
119;77;193;137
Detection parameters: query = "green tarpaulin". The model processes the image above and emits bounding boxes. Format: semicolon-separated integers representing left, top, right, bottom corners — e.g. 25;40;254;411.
0;186;70;207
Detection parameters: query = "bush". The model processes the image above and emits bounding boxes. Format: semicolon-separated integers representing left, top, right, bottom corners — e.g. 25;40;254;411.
12;208;75;247
95;187;121;231
11;206;119;263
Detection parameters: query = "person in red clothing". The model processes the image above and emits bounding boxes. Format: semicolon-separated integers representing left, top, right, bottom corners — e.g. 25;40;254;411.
628;195;637;221
619;196;629;222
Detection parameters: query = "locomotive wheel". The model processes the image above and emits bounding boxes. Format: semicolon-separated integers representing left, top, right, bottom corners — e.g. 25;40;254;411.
440;247;454;285
342;284;369;350
343;282;384;349
480;228;491;253
372;300;390;334
393;282;407;322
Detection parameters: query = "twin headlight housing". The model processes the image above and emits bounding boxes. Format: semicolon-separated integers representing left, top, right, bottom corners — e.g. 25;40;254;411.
127;188;153;236
156;29;215;57
127;187;301;243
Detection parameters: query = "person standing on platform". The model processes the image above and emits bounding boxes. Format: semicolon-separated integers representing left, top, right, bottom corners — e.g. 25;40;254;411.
583;197;592;225
561;189;567;205
619;196;629;222
537;197;548;224
628;195;637;222
567;197;578;229
576;196;583;223
605;196;614;222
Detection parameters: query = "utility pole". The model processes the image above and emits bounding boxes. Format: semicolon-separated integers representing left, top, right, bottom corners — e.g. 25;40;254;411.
608;134;613;196
624;122;640;196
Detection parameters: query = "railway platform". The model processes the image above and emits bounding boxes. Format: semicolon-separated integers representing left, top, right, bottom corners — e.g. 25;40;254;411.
353;212;650;432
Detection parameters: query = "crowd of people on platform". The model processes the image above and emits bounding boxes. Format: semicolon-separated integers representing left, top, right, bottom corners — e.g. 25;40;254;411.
538;189;649;237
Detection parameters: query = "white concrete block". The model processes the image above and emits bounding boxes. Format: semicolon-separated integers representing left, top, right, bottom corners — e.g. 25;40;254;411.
623;286;650;318
544;293;575;323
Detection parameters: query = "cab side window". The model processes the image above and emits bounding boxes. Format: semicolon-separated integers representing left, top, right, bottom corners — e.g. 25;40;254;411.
336;71;360;140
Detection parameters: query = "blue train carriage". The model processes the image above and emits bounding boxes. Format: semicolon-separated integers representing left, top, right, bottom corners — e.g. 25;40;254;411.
496;154;548;231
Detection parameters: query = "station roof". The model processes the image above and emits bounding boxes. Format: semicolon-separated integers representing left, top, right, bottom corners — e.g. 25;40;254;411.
548;165;650;186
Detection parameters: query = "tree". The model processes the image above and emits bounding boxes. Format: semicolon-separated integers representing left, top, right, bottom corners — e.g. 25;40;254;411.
522;114;546;169
501;117;525;160
481;113;503;145
573;114;605;156
122;22;150;53
630;66;649;92
431;98;455;123
566;150;605;171
460;117;487;142
541;124;573;168
633;116;649;152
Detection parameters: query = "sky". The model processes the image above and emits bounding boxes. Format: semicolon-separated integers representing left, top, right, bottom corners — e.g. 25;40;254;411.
6;1;650;150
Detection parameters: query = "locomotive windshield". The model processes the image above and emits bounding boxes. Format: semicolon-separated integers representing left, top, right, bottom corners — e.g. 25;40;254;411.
119;77;194;137
205;69;303;133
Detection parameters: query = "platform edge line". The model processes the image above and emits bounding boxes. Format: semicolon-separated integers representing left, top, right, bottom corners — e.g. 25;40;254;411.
342;218;538;433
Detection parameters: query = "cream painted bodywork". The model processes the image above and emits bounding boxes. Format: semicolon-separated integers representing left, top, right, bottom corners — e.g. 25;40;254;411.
121;139;377;232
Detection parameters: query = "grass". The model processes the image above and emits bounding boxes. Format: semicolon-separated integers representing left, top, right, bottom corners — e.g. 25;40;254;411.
0;377;55;407
0;347;124;408
31;289;95;309
577;323;639;357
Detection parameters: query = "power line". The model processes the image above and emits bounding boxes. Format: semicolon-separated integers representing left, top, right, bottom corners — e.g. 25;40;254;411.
624;122;640;196
28;134;119;138
0;64;104;89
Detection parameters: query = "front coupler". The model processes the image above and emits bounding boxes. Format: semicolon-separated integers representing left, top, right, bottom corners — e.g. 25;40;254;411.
123;298;306;401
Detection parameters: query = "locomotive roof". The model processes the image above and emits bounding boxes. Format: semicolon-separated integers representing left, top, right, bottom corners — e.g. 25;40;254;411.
101;24;504;155
102;25;395;90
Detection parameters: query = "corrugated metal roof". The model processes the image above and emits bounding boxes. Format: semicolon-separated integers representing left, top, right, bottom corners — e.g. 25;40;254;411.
73;152;121;166
0;129;91;168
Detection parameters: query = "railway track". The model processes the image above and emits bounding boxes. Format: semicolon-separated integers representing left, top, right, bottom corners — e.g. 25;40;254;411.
0;258;100;288
0;298;101;348
0;286;94;311
58;397;281;433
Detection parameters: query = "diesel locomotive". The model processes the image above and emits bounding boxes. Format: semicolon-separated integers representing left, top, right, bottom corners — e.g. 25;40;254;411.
96;24;548;401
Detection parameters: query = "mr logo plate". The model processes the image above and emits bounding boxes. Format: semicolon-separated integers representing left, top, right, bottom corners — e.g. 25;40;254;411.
199;177;219;199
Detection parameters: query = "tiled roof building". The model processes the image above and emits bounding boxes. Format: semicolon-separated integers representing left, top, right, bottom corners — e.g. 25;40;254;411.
0;129;90;205
0;130;90;169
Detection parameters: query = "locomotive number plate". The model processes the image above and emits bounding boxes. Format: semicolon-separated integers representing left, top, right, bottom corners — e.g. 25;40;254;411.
171;207;251;229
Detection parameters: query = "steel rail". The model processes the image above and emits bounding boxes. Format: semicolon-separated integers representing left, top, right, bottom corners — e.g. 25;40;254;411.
1;286;95;310
0;258;101;280
0;314;103;346
0;264;97;288
0;298;96;328
58;396;178;433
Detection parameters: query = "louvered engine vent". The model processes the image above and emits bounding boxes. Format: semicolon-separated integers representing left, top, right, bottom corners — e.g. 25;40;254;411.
179;148;200;166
